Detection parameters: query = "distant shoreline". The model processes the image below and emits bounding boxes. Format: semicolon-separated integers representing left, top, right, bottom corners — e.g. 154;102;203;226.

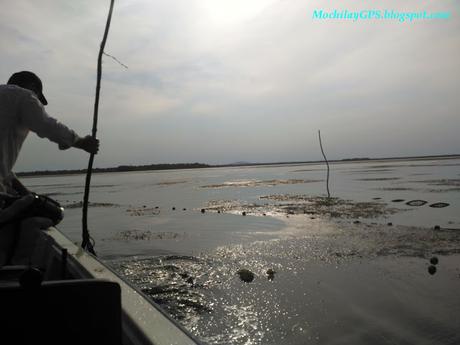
17;154;460;178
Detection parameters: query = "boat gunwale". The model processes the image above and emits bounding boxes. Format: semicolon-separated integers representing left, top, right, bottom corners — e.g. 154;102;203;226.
40;226;202;345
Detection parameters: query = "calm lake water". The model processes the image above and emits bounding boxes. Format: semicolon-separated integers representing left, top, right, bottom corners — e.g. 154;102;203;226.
23;158;460;345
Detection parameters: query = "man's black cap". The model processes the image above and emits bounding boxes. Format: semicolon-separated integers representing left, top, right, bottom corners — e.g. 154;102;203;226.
7;71;48;105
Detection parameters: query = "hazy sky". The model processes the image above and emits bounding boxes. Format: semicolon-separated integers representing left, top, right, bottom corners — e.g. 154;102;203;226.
1;0;459;171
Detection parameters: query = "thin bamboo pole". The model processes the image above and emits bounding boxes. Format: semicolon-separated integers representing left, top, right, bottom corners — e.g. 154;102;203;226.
82;0;115;255
318;130;331;198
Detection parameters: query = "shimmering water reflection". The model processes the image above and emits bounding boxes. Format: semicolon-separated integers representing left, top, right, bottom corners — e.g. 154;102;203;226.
22;158;460;345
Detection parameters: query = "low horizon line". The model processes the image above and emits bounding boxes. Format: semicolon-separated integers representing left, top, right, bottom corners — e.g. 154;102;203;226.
16;153;460;177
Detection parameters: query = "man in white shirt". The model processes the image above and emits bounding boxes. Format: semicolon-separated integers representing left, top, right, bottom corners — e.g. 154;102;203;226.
0;71;99;264
0;71;99;194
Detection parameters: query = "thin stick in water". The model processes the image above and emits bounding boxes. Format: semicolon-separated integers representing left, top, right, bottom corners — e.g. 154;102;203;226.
318;130;331;198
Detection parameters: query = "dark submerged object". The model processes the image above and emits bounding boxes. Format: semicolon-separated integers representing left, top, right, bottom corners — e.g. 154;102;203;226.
391;199;405;203
237;269;255;283
406;200;428;207
430;257;439;265
428;265;437;275
429;202;450;208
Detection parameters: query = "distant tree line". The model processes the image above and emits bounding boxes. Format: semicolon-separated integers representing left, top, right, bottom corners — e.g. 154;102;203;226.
16;163;210;177
15;154;459;177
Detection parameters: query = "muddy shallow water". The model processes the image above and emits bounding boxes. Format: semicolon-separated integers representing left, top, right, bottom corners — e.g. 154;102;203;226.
23;157;460;345
110;215;460;345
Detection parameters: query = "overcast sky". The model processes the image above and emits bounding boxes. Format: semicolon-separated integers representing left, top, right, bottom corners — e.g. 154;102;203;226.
1;0;459;171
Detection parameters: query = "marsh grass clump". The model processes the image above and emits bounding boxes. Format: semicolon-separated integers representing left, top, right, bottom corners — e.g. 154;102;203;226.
261;195;397;219
314;196;341;207
205;195;399;219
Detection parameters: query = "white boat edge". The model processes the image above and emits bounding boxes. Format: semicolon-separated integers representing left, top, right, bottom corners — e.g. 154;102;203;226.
33;226;203;345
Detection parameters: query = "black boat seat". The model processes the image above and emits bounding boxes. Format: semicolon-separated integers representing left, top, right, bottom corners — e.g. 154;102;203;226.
0;265;30;281
0;279;122;345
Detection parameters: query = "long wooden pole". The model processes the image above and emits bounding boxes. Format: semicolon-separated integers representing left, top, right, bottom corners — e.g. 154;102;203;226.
318;130;331;198
82;0;115;255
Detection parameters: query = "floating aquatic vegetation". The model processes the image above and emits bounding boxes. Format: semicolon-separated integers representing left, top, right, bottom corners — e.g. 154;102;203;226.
200;179;321;189
346;169;394;174
155;180;187;186
205;200;262;215
429;202;450;208
377;187;414;191
92;184;117;188
262;195;399;218
410;179;460;187
205;195;399;219
63;201;119;208
113;229;184;241
126;206;161;216
290;168;323;172
356;177;401;181
407;162;460;168
406;200;428;207
43;191;82;197
426;188;460;193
